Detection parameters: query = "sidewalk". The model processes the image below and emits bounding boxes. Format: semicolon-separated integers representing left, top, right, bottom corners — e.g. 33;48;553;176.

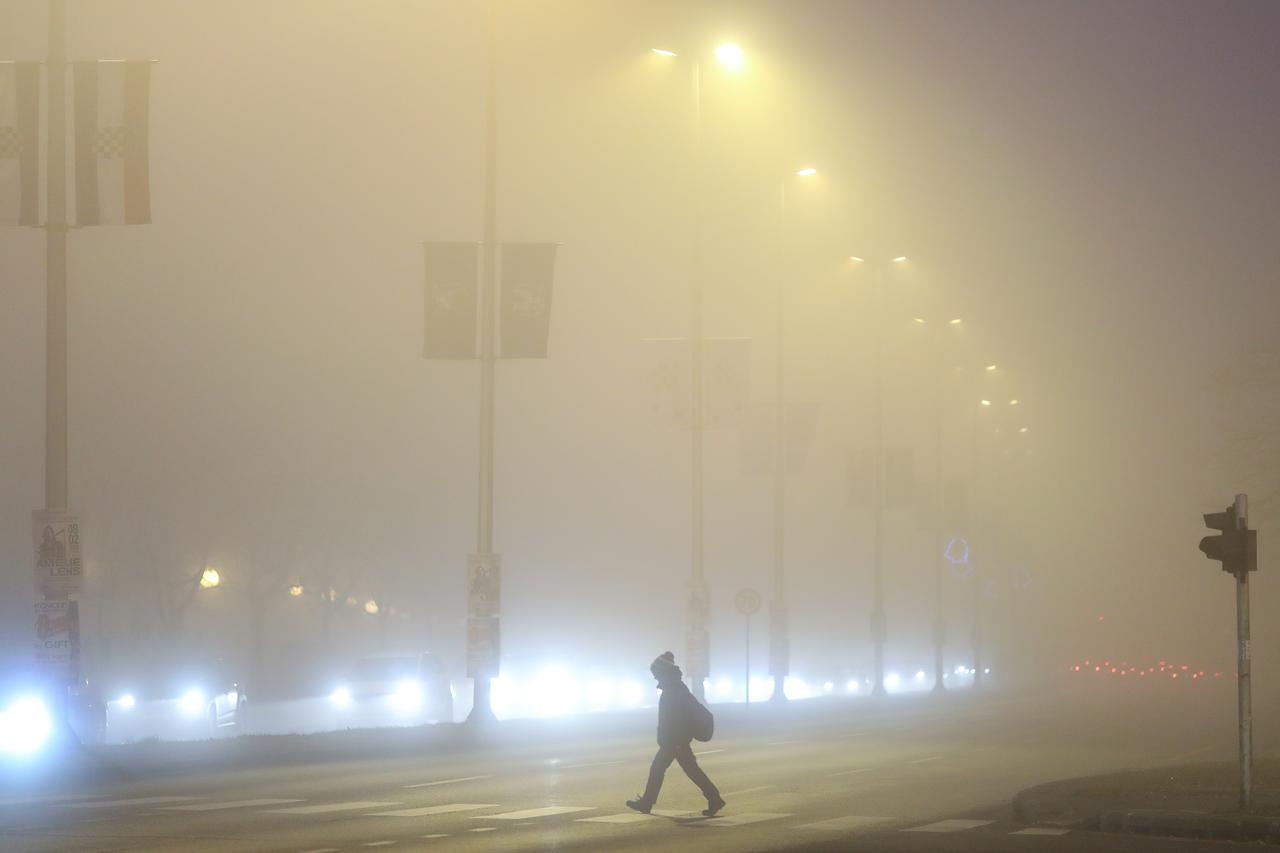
1014;759;1280;844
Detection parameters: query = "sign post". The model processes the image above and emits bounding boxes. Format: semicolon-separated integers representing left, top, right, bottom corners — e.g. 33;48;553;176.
735;588;761;706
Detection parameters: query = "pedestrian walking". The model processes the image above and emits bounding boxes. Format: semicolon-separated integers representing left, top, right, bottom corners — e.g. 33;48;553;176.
626;651;725;816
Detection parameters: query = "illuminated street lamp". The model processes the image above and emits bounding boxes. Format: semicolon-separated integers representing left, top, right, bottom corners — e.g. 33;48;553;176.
646;41;750;702
199;567;221;590
364;599;380;616
288;584;304;597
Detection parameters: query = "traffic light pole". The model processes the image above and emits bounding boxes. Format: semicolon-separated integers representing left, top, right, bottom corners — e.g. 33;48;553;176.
1233;494;1252;810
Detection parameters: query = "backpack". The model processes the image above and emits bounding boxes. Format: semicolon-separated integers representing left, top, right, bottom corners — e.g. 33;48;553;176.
689;694;715;742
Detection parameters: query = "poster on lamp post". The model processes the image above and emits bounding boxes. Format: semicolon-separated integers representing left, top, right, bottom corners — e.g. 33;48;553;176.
33;599;80;677
466;554;501;678
32;510;84;597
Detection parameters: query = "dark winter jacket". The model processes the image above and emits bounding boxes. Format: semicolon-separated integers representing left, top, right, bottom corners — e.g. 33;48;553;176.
655;668;695;747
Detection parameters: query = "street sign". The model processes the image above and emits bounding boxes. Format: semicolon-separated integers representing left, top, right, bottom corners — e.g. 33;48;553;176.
32;510;83;597
734;588;761;616
33;599;79;676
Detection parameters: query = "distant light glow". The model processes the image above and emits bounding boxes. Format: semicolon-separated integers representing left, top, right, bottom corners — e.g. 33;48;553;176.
980;399;992;406
892;256;908;263
714;43;745;70
795;167;817;177
390;679;423;712
913;317;927;324
949;318;963;325
915;671;926;682
329;687;351;708
116;693;136;710
620;679;646;709
884;672;901;690
715;677;732;698
1009;399;1019;406
199;567;221;589
650;48;677;57
288;584;304;597
823;681;834;692
845;679;859;693
985;364;997;371
1019;426;1029;433
364;600;379;615
849;256;865;263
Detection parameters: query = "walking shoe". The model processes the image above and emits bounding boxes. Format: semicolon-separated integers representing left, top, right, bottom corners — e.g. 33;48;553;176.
702;796;726;817
625;796;652;814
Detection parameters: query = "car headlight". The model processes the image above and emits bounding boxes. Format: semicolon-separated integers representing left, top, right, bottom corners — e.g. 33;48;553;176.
329;687;352;708
0;696;54;756
390;679;422;711
179;689;205;715
115;693;136;710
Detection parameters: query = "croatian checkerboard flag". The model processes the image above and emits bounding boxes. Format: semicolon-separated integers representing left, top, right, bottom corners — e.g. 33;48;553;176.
72;60;150;225
0;62;40;226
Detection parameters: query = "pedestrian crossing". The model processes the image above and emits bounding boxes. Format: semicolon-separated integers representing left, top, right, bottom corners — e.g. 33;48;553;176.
0;792;1076;843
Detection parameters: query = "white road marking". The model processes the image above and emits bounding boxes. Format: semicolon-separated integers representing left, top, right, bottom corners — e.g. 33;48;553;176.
652;809;699;818
478;806;596;820
705;812;792;826
559;760;622;769
798;815;895;831
368;804;497;817
0;793;106;807
908;755;944;764
68;796;206;808
361;843;396;848
160;799;303;811
694;748;726;756
903;819;994;832
419;835;449;840
404;775;490;789
298;849;339;853
826;768;870;777
577;813;654;824
722;785;775;796
468;827;497;832
263;801;400;815
1011;827;1071;836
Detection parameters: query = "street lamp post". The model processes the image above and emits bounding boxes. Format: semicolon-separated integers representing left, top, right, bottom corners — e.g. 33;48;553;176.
768;168;817;705
650;44;747;702
851;256;906;696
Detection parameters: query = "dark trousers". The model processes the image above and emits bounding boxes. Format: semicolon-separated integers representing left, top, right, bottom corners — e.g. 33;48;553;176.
642;741;720;804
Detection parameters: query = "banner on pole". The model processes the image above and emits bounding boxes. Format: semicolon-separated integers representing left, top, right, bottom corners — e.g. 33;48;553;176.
738;401;821;476
34;599;80;676
32;510;83;597
704;337;751;428
466;616;500;679
0;61;40;226
499;242;556;358
424;241;479;359
72;60;151;225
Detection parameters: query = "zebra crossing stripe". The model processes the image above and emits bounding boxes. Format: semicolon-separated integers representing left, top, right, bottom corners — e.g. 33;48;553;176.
705;812;792;826
68;796;206;808
160;799;303;811
478;806;595;820
263;801;399;815
577;813;653;824
903;819;994;832
1011;827;1070;836
367;804;497;817
798;815;894;830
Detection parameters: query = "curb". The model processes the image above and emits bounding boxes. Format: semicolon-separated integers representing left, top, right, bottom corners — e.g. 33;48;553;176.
1100;810;1280;844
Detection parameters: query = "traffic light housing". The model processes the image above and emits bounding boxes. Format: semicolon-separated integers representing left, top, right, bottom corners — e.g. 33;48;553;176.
1200;505;1257;576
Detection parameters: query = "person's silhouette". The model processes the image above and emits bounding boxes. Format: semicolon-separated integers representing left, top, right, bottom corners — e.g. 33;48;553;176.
626;651;725;816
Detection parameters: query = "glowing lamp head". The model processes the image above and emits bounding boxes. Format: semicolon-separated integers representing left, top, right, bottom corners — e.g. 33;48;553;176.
650;48;677;57
714;43;745;70
288;584;304;597
364;600;379;615
892;256;908;263
199;567;221;589
795;167;817;177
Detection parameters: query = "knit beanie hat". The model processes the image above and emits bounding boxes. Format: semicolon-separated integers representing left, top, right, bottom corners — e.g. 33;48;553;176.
650;651;677;676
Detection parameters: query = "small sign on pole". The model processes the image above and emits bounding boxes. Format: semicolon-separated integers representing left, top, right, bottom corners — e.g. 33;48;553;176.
33;599;80;677
466;553;501;679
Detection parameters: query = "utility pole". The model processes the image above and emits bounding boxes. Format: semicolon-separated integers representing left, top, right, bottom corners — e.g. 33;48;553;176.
46;0;68;514
870;264;887;696
930;322;946;693
1235;491;1253;810
769;179;789;705
467;0;500;724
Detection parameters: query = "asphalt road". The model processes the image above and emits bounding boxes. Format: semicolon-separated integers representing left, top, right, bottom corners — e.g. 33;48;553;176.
0;686;1261;852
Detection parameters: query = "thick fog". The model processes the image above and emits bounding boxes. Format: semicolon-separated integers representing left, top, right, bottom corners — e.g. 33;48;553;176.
2;0;1278;711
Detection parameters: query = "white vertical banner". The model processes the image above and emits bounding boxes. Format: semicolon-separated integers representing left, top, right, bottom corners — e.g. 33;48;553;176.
32;510;84;597
643;337;690;427
0;61;40;226
703;337;751;428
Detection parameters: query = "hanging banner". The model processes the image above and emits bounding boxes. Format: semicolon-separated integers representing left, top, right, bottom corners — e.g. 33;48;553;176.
72;60;151;225
466;616;500;679
0;61;40;226
32;510;84;597
424;241;479;359
704;337;751;428
467;553;501;619
499;242;556;358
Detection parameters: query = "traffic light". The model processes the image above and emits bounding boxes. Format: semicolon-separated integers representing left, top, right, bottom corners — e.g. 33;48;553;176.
1199;505;1257;576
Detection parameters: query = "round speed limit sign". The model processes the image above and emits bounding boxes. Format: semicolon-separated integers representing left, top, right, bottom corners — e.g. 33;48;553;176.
735;588;762;616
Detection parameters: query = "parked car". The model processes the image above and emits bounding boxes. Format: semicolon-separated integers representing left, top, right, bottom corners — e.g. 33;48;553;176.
105;658;246;742
328;653;452;728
